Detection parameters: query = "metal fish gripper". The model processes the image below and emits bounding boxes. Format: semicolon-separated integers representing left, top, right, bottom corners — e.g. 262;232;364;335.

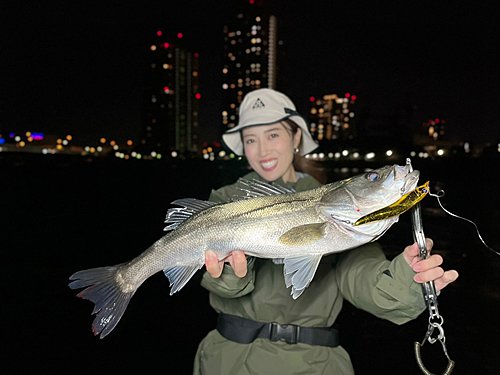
407;158;455;375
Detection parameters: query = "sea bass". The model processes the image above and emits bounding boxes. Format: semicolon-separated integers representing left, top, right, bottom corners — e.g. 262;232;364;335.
70;163;420;338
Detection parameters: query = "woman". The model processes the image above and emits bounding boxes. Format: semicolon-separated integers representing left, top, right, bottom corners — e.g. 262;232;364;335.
193;89;458;375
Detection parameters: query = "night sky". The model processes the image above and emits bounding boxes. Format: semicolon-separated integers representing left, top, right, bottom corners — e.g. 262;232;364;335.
1;1;497;146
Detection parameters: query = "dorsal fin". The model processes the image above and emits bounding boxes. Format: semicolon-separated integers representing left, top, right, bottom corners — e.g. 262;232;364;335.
164;198;217;231
233;178;295;200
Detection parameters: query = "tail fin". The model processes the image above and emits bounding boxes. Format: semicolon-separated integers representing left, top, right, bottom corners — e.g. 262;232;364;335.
69;265;133;339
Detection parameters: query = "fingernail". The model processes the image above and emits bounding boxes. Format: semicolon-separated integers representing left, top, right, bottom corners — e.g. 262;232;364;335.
413;264;421;272
414;274;422;283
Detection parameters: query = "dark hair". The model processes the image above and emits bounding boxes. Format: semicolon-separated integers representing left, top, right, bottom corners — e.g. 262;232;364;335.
282;119;327;184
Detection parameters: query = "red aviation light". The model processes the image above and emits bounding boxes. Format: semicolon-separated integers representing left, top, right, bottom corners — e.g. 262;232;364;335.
309;96;315;102
351;95;357;100
249;0;255;3
435;118;440;123
163;42;170;48
194;53;199;58
157;31;162;36
195;93;201;99
345;93;351;98
164;86;170;92
177;33;183;38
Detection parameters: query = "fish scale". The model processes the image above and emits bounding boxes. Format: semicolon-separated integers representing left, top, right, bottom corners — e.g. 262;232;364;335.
69;163;421;338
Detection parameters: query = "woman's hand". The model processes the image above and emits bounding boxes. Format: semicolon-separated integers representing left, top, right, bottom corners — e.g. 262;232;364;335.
403;238;459;292
205;250;248;278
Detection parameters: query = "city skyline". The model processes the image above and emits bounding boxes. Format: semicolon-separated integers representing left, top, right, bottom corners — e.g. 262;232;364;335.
1;1;497;148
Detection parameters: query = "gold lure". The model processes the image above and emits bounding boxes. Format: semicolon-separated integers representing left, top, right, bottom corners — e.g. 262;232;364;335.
355;181;430;226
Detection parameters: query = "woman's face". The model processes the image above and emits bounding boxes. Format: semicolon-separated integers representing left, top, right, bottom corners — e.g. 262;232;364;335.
242;122;302;182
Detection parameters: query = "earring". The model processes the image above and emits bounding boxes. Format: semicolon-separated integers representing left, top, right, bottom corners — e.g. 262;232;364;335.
294;148;300;155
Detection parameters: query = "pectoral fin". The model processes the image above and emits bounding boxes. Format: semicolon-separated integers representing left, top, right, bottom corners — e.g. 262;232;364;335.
283;254;323;299
278;223;327;246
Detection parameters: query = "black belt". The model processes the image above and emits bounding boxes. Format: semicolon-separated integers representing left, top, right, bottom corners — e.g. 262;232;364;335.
216;313;340;347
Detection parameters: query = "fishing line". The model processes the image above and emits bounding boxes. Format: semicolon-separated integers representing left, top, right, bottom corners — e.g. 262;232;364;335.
429;190;500;257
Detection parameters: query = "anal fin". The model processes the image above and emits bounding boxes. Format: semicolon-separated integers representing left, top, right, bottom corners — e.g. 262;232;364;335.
283;254;323;299
163;264;203;295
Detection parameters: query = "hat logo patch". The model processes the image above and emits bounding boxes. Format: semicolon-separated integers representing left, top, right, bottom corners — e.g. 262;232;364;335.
252;98;265;109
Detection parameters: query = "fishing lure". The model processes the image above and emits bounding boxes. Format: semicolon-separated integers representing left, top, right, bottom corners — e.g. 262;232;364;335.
355;181;430;226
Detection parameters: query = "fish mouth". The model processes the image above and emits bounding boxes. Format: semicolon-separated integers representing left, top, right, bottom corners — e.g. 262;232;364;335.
383;165;420;195
355;180;429;226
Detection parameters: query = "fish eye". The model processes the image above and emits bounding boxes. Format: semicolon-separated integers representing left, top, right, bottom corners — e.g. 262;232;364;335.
366;172;380;181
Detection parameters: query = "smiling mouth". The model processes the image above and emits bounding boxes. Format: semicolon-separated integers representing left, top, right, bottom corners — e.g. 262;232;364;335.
260;159;278;171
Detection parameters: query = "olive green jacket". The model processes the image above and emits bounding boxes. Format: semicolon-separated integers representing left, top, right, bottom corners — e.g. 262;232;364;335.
194;171;426;375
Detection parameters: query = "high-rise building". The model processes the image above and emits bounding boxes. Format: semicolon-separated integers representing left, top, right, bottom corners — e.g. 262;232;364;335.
221;1;279;132
308;93;357;146
423;118;446;141
141;31;201;157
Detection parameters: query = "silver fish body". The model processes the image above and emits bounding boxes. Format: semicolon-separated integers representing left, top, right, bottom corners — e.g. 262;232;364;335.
70;163;419;338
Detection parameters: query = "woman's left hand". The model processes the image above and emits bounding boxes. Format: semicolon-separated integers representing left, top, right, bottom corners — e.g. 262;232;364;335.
403;238;459;292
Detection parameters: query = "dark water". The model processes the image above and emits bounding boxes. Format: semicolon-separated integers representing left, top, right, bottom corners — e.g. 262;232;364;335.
2;154;499;374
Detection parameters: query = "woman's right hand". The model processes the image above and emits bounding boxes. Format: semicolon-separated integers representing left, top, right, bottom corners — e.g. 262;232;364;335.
205;250;248;278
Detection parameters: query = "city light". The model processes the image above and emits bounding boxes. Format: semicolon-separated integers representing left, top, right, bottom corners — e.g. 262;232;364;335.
157;30;162;36
100;138;106;144
437;149;444;156
342;150;349;156
386;150;393;157
177;33;183;38
365;152;375;160
127;140;133;146
171;151;178;158
31;133;44;140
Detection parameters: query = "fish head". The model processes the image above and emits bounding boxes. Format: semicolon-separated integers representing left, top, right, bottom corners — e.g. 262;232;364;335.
318;164;420;237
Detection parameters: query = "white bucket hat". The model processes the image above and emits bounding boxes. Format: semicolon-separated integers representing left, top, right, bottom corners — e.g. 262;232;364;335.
222;88;319;156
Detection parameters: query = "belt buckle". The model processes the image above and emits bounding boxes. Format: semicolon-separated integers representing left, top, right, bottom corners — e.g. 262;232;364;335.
270;322;299;344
